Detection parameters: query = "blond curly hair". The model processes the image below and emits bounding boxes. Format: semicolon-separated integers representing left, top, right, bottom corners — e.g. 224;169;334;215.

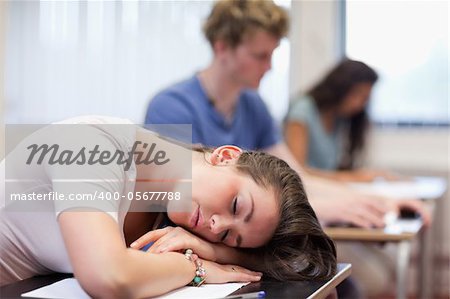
203;0;289;48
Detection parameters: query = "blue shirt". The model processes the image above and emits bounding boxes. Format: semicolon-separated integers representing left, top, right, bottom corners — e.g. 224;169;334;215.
286;96;344;170
145;75;281;150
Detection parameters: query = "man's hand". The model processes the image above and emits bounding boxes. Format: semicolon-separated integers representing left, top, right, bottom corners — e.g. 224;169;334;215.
305;173;394;228
395;199;432;227
310;193;391;228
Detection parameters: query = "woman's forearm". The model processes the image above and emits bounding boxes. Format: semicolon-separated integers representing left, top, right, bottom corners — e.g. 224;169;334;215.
60;212;198;299
120;250;196;298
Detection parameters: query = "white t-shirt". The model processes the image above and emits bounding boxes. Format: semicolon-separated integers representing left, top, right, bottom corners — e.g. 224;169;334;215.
0;116;137;286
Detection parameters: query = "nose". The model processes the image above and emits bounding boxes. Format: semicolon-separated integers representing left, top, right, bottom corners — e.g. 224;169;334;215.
261;57;272;74
266;58;272;72
209;214;232;235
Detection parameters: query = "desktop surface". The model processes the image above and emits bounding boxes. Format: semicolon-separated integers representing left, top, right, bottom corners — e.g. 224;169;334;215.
0;264;351;299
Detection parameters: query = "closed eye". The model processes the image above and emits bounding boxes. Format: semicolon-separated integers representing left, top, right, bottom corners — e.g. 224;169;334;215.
232;197;238;215
221;197;238;243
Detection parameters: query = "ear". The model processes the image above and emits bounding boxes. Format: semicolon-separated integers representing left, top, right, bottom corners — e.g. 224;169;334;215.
210;145;243;166
213;39;231;58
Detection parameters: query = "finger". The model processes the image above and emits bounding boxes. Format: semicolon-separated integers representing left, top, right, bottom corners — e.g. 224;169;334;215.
156;227;205;255
359;206;386;228
230;272;262;282
240;269;263;276
398;200;432;227
159;238;194;253
157;238;186;253
148;232;176;253
347;215;372;229
345;210;375;229
226;266;263;282
362;202;387;221
150;227;191;253
343;203;384;228
365;196;392;215
421;211;432;227
130;227;173;249
229;266;263;276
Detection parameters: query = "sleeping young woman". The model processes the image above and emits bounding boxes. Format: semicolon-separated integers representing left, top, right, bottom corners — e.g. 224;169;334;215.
0;116;336;298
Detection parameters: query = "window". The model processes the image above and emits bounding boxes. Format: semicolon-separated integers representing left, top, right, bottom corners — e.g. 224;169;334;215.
5;1;291;124
346;1;448;125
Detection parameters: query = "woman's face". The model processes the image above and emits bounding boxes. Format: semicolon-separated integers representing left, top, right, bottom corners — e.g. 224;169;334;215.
168;151;280;248
339;82;373;117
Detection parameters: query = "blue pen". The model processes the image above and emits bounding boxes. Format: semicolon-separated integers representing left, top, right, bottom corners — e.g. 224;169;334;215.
225;291;266;299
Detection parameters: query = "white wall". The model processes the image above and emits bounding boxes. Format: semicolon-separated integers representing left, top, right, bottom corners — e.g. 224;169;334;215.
0;1;5;159
289;0;344;97
366;128;449;173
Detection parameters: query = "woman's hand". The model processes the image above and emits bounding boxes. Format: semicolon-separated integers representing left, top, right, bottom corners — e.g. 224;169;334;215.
202;260;262;284
130;226;217;261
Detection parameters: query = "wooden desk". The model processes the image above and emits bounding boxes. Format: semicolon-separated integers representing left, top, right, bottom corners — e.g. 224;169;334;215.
326;218;423;242
0;264;351;299
339;176;447;299
326;218;423;299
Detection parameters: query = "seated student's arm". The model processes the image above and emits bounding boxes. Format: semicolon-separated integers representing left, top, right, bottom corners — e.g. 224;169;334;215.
285;120;399;182
263;142;389;228
317;168;405;183
285;120;309;166
263;142;430;227
58;211;197;298
59;211;262;299
264;142;387;227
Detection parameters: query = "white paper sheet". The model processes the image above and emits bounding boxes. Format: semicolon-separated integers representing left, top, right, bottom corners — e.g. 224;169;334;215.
21;278;249;299
348;176;447;200
383;216;423;234
153;282;249;299
21;279;90;299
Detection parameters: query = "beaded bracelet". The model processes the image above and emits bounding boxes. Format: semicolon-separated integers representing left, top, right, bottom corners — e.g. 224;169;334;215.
184;248;206;287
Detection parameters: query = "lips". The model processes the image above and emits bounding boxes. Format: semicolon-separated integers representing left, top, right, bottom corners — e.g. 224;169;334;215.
190;205;200;229
189;205;204;229
197;207;204;228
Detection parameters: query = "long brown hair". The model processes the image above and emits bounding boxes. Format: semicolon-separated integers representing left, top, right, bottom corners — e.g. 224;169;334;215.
308;59;378;169
162;137;337;280
236;151;337;281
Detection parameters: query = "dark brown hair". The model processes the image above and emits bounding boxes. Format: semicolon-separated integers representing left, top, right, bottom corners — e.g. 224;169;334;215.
236;151;337;281
308;59;378;169
166;138;337;281
203;0;289;48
